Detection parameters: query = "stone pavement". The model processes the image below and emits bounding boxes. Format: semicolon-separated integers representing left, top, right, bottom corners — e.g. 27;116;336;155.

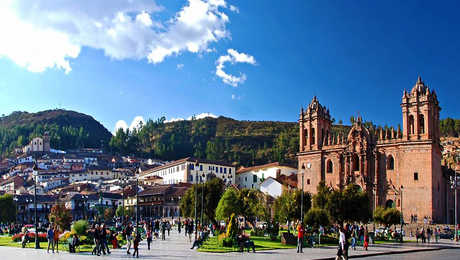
0;231;459;260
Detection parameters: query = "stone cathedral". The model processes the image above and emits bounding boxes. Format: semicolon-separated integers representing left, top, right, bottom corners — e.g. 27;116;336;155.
297;77;447;223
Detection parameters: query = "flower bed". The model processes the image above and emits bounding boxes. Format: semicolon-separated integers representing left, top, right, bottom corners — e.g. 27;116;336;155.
11;233;47;242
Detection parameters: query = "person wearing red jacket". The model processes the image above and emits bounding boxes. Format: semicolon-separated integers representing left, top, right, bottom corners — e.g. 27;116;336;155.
297;224;304;253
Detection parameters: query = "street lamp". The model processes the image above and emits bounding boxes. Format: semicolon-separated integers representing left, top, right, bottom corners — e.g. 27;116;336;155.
32;165;40;249
119;177;129;225
13;197;18;224
400;185;404;243
136;169;140;233
194;161;199;241
82;195;88;220
201;172;206;231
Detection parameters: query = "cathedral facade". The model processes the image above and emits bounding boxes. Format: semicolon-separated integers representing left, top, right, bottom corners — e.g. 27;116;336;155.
297;77;447;223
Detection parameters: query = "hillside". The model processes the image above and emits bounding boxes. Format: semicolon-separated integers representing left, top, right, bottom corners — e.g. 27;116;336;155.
0;109;112;156
109;116;351;167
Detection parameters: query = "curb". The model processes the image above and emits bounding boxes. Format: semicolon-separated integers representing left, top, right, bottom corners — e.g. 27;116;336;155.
312;247;447;260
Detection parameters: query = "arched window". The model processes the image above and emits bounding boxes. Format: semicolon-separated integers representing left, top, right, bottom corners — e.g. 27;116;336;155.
385;199;394;208
409;115;415;134
353;154;359;171
327;160;333;173
311;128;315;145
419;114;425;134
387;155;394;170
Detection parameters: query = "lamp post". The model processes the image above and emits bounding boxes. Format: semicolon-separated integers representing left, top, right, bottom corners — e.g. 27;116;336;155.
119;177;128;225
136;169;140;233
13;197;18;224
194;161;199;241
400;185;404;243
454;158;459;242
33;165;40;249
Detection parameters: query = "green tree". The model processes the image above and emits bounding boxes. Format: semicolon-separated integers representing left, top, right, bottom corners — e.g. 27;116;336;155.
115;205;134;218
273;190;311;234
179;178;225;225
104;207;115;221
0;194;16;223
312;181;331;208
216;187;241;221
304;208;330;229
374;206;401;228
238;188;268;229
326;184;371;225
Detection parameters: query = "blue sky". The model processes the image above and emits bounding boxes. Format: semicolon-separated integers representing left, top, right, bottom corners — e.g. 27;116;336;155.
0;0;459;133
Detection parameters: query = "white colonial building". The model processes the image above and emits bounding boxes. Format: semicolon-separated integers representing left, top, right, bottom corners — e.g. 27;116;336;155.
140;157;235;185
236;162;297;189
69;167;130;182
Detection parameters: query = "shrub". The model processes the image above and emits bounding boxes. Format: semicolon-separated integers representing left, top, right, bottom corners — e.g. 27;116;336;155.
250;227;265;237
72;220;88;236
222;237;233;247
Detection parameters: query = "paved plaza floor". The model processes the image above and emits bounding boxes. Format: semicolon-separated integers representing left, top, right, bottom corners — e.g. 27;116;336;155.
0;231;459;260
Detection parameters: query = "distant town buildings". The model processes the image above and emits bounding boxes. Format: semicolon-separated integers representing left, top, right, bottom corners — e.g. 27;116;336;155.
140;157;236;185
236;162;297;189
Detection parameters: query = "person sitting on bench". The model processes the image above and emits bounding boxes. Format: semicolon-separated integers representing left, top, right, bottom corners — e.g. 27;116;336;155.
237;234;255;253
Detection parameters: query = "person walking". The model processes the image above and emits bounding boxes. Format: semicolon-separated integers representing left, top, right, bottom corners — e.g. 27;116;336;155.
434;227;439;243
53;225;60;253
297;224;304;253
47;225;55;253
167;221;171;236
132;232;141;258
146;228;152;250
336;227;346;260
161;220;166;240
363;227;369;251
101;224;110;254
178;220;182;234
125;222;134;255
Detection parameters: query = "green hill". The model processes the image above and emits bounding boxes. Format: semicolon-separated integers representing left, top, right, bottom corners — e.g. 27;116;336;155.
0;109;112;156
109;116;351;167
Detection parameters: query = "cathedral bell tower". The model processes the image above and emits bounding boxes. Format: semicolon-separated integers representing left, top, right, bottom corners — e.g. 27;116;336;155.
401;76;441;142
299;96;332;151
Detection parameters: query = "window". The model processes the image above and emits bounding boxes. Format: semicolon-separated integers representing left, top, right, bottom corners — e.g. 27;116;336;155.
224;168;227;174
311;128;316;145
307;179;310;185
245;177;247;182
229;168;232;174
414;172;419;181
200;165;203;171
189;164;194;170
327;160;333;173
190;175;193;182
220;167;223;173
353;154;359;171
253;175;257;183
409;115;415;134
387;155;394;170
419;114;425;134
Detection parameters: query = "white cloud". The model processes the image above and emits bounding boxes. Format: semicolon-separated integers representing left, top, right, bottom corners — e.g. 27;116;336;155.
231;94;241;100
114;120;128;133
216;49;256;87
0;0;234;73
176;63;184;70
114;116;145;133
229;5;239;13
188;112;218;120
164;112;218;123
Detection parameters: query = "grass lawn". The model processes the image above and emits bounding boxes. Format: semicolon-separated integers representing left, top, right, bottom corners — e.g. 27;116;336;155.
0;235;93;252
198;235;296;253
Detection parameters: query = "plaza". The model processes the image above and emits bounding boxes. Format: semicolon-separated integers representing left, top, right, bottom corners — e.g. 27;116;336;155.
1;230;459;260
